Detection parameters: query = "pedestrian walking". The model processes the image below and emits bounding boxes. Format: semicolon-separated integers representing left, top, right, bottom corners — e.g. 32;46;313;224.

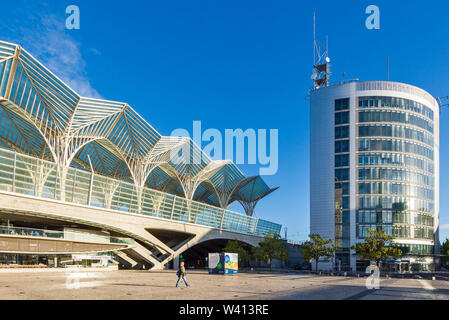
176;261;190;288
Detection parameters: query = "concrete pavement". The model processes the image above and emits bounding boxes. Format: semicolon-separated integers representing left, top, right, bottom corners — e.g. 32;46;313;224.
0;270;448;300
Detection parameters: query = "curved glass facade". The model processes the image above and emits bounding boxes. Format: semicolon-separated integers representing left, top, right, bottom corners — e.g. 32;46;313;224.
357;96;435;252
358;195;433;212
359;168;434;186
359;110;433;133
358;210;433;226
358;152;434;173
359;124;434;146
358;182;434;199
359;139;433;159
358;96;434;119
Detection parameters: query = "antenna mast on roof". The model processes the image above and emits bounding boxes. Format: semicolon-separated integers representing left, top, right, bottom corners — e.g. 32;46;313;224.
311;11;330;89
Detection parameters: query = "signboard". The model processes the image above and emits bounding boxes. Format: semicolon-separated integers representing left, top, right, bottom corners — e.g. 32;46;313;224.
224;253;238;274
72;255;108;261
71;254;109;267
208;253;224;274
208;253;238;274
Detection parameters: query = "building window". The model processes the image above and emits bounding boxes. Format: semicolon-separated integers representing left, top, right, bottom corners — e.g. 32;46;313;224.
335;140;349;153
358;110;433;133
335;98;351;251
358;124;433;147
335;98;350;111
335;125;350;139
358;139;433;159
335;111;350;125
358;96;433;120
358;153;433;173
335;168;350;181
335;154;350;167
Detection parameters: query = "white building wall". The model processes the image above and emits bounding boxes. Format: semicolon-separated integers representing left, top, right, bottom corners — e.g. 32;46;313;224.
433;95;440;255
310;88;335;241
310;83;356;271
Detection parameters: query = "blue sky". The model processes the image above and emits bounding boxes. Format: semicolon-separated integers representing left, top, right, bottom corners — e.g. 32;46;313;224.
1;0;449;241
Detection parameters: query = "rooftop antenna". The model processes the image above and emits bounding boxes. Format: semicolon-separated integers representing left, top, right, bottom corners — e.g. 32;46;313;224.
312;11;330;89
437;96;449;114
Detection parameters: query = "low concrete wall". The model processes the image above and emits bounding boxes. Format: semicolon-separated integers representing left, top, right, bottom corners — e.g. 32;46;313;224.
0;235;127;254
0;266;118;273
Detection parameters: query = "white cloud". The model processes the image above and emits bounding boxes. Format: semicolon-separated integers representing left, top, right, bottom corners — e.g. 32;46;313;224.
440;224;449;230
87;47;102;56
11;14;102;99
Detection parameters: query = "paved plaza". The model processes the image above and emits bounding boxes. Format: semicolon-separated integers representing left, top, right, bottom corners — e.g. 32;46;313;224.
0;270;448;300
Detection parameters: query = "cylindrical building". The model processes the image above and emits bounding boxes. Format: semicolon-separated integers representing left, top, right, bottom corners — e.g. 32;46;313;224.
310;81;439;272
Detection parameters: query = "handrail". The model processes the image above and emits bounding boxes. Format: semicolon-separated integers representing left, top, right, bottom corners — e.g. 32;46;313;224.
0;225;134;245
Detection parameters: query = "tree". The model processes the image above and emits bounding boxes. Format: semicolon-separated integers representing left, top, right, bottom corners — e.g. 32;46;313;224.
252;232;288;271
352;229;402;267
302;234;336;273
222;240;250;266
440;239;449;265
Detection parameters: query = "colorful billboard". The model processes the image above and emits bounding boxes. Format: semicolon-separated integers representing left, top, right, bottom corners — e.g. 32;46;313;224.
224;253;238;274
208;253;238;274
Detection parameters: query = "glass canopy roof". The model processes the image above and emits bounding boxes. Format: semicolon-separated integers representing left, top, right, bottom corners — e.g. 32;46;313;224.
0;40;277;216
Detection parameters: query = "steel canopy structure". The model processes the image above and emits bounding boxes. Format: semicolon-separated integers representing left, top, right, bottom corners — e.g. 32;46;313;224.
0;40;277;217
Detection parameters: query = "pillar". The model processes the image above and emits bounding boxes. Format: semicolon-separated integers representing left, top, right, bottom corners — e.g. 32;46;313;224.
173;255;180;270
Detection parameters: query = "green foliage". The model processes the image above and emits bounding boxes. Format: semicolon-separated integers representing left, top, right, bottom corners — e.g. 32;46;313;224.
440;239;449;263
251;246;267;263
252;232;288;270
352;229;402;265
302;234;336;272
222;240;250;264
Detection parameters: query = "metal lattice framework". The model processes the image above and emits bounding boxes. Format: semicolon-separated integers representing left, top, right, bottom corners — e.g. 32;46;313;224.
0;40;277;215
232;176;279;217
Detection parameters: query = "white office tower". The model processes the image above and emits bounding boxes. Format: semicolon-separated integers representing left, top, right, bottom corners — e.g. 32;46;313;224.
310;81;439;272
